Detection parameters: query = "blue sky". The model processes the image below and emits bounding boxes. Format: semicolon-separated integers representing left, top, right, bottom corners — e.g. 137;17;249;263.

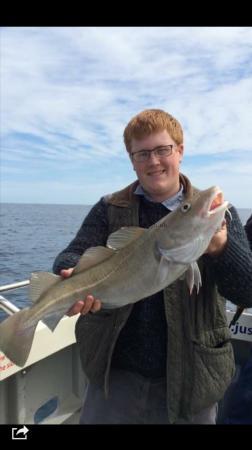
1;27;252;207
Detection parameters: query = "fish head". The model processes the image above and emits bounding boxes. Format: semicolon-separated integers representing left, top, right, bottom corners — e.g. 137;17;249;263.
182;185;228;236
156;186;229;263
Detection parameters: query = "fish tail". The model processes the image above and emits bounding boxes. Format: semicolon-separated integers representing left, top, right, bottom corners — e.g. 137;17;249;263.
0;308;37;367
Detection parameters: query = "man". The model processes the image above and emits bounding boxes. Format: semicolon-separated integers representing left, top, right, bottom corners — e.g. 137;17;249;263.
221;213;252;424
53;109;252;424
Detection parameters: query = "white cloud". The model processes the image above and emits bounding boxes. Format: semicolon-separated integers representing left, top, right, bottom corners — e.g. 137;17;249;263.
1;27;252;206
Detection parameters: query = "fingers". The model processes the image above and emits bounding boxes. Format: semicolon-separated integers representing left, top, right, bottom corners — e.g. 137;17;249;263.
90;298;102;313
66;296;102;316
206;222;228;256
60;269;102;316
79;295;102;315
67;300;85;317
215;220;227;233
60;268;74;278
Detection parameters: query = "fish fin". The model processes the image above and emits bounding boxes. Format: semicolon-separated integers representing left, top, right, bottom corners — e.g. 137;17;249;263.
185;262;202;294
158;236;207;264
107;226;146;250
42;311;64;331
30;272;61;303
73;246;115;274
0;308;37;367
155;255;172;285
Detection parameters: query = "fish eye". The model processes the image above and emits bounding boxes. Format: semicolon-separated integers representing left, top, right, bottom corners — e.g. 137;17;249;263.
181;202;191;213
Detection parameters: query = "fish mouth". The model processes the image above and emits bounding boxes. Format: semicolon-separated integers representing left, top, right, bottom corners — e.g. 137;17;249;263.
206;188;229;217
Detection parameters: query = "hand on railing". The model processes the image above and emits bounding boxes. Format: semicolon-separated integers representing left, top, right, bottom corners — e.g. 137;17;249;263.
60;268;102;316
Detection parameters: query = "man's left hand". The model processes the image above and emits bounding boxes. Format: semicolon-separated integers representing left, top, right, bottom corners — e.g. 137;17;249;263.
205;220;227;256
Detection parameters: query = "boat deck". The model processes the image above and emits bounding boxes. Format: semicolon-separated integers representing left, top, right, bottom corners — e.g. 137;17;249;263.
0;291;252;425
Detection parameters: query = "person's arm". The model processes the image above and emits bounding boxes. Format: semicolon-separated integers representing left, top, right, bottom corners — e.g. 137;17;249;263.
52;197;109;315
203;206;252;307
53;197;109;274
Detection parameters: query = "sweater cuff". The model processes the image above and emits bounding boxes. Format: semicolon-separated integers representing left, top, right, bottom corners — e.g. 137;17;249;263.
52;252;81;275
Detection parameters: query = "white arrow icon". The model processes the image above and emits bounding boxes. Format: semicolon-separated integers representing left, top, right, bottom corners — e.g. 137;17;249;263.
12;425;29;440
16;426;29;436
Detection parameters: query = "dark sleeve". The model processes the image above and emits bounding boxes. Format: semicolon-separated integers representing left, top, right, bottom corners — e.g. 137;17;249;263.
203;206;252;307
244;214;252;250
52;197;109;274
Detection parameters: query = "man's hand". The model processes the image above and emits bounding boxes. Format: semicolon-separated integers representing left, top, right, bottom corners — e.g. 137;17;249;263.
205;220;228;256
61;268;102;316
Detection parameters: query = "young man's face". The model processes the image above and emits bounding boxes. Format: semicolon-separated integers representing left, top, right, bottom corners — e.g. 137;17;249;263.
130;130;184;202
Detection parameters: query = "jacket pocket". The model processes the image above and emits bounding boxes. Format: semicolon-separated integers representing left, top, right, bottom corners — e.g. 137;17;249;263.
188;327;235;415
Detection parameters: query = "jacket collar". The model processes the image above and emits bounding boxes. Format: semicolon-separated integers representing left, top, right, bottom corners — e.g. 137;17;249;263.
105;173;198;208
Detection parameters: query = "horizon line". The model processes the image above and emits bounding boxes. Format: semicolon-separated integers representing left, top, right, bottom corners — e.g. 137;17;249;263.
1;201;251;210
1;201;94;207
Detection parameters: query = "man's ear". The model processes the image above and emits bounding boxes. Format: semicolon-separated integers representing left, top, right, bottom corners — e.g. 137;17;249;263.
177;144;184;162
128;151;136;170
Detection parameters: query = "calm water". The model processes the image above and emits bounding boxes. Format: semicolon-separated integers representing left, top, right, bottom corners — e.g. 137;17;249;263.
0;203;92;319
0;203;251;320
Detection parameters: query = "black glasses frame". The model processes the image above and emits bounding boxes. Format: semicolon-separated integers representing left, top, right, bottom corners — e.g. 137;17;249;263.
131;144;175;162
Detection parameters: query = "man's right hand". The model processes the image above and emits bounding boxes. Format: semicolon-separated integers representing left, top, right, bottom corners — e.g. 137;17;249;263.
60;268;102;316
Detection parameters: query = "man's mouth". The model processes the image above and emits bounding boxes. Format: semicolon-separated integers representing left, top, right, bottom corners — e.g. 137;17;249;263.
147;169;166;177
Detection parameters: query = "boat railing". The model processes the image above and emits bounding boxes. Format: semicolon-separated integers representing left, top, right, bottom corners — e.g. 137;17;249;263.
0;279;86;425
0;280;30;315
0;279;30;294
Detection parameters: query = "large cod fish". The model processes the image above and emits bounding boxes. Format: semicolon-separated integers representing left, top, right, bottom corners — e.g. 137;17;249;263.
0;186;228;367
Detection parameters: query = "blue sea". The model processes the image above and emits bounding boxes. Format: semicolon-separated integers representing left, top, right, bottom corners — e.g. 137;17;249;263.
0;203;92;320
0;203;251;321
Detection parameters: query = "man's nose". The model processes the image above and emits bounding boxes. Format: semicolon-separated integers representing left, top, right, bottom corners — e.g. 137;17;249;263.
148;151;160;163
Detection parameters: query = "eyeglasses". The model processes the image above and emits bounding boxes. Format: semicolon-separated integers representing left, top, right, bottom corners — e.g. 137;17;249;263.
131;144;175;162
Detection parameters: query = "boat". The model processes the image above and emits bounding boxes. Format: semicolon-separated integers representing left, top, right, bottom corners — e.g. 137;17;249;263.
0;280;252;425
